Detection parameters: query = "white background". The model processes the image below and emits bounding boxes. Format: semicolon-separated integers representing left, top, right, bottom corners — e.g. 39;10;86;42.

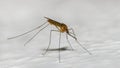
0;0;120;68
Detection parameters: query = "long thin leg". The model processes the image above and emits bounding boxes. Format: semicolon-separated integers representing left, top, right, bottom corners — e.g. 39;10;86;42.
75;40;92;55
67;29;92;55
24;24;49;46
8;22;47;40
42;30;59;55
59;32;61;63
66;33;74;50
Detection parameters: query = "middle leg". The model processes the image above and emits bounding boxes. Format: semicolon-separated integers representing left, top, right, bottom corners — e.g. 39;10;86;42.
42;30;59;55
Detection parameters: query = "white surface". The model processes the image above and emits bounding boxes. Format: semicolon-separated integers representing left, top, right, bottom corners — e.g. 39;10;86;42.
1;0;120;68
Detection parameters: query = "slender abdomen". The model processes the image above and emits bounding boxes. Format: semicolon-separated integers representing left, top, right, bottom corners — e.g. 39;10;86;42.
44;17;69;33
44;17;61;26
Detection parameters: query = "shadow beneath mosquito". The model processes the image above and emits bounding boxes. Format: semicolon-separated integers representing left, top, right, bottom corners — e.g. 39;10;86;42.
42;47;73;51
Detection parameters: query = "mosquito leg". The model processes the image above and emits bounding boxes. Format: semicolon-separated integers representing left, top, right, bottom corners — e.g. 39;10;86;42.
8;22;47;40
42;30;59;55
66;33;74;50
67;28;92;55
59;32;61;63
24;24;49;46
42;30;52;55
75;40;92;55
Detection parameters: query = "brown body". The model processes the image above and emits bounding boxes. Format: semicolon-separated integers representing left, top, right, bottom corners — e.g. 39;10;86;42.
44;17;69;33
8;17;92;61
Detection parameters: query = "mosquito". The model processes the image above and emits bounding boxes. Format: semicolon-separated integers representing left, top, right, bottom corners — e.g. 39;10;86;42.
8;17;92;63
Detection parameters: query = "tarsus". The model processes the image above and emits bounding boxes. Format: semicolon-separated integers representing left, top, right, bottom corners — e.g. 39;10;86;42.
67;33;92;55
